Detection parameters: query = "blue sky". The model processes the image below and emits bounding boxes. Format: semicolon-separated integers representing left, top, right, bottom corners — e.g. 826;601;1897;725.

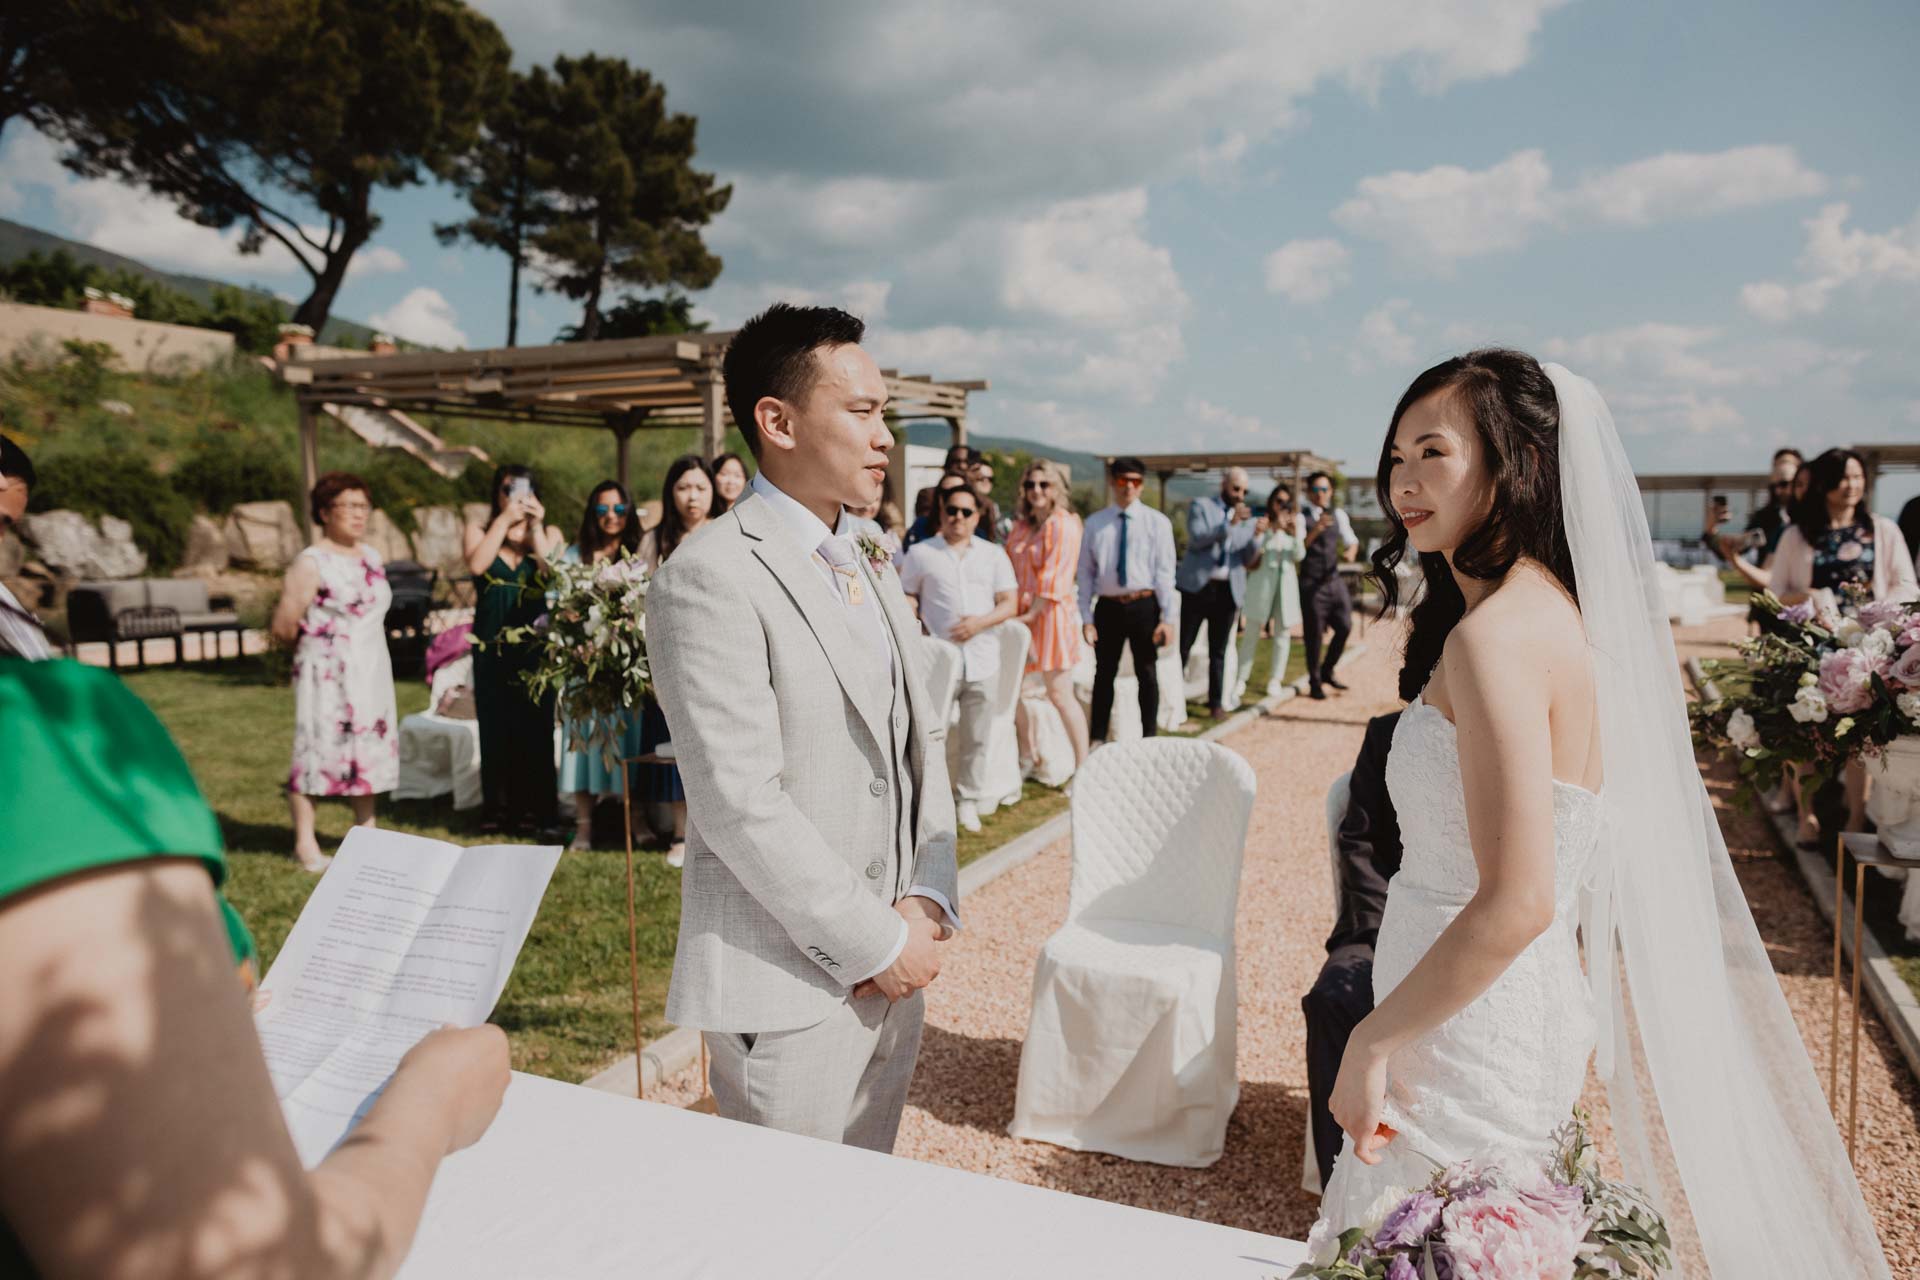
2;0;1915;502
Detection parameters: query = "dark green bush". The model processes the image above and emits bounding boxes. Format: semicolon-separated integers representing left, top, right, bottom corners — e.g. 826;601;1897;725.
28;447;192;571
52;339;116;408
173;431;300;513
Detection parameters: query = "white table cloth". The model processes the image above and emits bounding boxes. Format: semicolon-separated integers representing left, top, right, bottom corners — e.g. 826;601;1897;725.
394;711;482;810
399;1072;1305;1278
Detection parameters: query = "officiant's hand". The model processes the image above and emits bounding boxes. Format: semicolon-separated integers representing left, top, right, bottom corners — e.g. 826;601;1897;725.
1330;1033;1392;1166
387;1024;511;1154
853;914;947;1002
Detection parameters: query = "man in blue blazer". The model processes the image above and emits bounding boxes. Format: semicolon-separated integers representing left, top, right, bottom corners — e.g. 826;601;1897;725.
1177;467;1257;718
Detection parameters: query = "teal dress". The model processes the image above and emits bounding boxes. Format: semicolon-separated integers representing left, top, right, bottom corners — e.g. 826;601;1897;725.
472;552;558;830
556;544;645;798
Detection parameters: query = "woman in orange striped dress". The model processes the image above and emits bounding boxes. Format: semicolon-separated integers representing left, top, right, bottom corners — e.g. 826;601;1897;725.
1006;458;1091;770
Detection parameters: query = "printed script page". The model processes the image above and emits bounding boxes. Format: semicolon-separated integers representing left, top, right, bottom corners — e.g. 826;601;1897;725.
254;827;561;1166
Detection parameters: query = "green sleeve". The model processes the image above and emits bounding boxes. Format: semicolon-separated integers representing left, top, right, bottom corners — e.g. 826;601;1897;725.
0;660;256;969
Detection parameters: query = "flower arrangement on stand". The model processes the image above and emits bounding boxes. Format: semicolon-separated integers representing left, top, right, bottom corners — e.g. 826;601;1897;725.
489;550;652;772
1689;590;1920;820
1291;1113;1671;1279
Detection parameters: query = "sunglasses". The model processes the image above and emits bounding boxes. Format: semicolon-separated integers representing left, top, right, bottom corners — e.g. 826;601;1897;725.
1113;475;1145;487
1022;479;1052;491
944;504;979;517
592;502;630;516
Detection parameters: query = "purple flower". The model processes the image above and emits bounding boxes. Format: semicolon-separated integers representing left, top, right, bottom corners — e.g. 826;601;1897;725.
1386;1255;1420;1280
1778;600;1815;625
1887;641;1920;690
1375;1190;1445;1250
1858;599;1909;631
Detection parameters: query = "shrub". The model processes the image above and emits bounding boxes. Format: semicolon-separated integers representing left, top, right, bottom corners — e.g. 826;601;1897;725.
173;431;300;513
51;339;117;408
28;447;193;571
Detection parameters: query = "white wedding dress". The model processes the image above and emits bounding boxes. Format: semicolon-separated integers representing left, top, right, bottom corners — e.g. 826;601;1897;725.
1319;693;1603;1221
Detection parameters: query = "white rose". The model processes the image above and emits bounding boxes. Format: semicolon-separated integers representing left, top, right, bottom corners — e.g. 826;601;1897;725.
1789;686;1829;724
1835;618;1865;647
1899;691;1920;726
1726;707;1760;749
1859;628;1897;663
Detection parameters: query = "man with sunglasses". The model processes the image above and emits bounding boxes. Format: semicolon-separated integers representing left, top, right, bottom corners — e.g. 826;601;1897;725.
1176;466;1258;719
1077;456;1178;741
1299;471;1359;700
899;484;1018;832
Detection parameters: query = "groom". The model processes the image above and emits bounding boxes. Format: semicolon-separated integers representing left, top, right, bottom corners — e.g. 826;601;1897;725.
647;303;960;1153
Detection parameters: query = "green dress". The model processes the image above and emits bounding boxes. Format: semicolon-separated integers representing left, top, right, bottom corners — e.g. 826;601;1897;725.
472;553;558;828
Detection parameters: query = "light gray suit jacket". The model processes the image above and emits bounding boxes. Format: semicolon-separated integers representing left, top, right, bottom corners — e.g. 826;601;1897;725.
647;491;961;1033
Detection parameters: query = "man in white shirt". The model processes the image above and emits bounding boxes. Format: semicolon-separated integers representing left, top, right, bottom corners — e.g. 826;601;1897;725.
0;435;52;661
899;485;1017;833
1076;456;1178;742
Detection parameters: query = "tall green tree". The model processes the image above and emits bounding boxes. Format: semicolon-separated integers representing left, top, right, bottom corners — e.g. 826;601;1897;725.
555;292;703;342
531;55;729;343
38;0;510;335
434;65;556;347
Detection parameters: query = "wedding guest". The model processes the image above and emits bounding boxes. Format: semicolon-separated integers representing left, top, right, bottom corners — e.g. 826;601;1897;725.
638;454;729;866
906;444;974;550
270;472;397;872
1178;467;1258;718
0;434;51;659
899;484;1018;832
967;451;1004;543
1;655;508;1278
559;479;650;852
712;451;752;506
1302;710;1404;1189
1078;456;1177;742
1233;483;1306;706
1705;447;1802;592
1007;458;1090;771
1771;448;1918;609
1899;494;1920;563
464;464;565;836
1299;471;1361;700
877;497;907;555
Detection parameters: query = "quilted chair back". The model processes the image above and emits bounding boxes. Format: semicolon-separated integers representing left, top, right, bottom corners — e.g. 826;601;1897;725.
1325;771;1351;915
920;635;963;727
1066;738;1256;941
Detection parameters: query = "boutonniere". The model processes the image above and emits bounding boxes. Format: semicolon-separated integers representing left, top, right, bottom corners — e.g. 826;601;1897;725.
855;532;892;574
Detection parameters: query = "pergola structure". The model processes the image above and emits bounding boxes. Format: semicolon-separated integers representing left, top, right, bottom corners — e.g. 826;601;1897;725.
1634;472;1774;531
1105;450;1345;511
276;331;985;538
1856;442;1920;510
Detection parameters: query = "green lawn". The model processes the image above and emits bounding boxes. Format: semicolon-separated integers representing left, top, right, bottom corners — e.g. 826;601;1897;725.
123;658;1069;1081
1178;635;1311;730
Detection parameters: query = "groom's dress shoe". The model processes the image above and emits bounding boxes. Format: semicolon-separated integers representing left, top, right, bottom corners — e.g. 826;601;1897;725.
1324;674;1348;691
1308;685;1328;700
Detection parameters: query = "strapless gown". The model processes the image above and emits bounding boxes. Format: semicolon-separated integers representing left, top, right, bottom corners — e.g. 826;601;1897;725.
1319;696;1603;1222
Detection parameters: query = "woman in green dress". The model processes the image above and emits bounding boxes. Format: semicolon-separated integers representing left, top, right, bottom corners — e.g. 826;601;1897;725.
464;464;565;835
1233;483;1306;705
0;657;509;1277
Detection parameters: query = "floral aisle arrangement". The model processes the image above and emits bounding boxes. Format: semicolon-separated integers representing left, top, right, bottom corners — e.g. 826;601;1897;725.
1689;590;1920;809
1292;1114;1671;1280
489;550;652;770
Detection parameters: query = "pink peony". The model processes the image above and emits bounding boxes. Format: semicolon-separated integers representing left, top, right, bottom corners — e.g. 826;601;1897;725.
1441;1192;1581;1280
1818;648;1880;714
1888;641;1920;690
1858;599;1910;632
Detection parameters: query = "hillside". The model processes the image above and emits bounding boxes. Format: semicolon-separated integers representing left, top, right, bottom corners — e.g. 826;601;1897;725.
0;217;382;347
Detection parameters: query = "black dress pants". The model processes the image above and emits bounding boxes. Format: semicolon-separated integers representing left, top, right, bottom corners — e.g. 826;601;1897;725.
1301;942;1375;1187
1300;574;1353;689
1178;580;1239;710
1089;595;1162;741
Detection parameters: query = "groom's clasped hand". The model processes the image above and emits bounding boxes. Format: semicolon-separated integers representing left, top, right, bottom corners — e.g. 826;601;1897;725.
852;897;956;1002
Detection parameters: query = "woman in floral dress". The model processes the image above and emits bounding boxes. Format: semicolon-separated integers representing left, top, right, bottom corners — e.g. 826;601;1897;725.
271;472;397;871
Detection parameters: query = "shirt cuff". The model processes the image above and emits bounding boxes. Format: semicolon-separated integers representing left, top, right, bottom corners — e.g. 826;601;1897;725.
852;917;909;984
905;886;962;931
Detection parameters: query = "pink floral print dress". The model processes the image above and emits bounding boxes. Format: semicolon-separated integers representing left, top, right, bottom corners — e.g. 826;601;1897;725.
289;545;398;796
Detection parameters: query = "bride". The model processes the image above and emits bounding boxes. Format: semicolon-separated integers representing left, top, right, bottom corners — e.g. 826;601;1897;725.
1316;350;1891;1276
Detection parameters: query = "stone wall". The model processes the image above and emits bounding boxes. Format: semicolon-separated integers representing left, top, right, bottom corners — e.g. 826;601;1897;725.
0;301;235;373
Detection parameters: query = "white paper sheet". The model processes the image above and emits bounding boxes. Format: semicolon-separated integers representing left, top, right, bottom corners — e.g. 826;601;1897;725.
254;827;562;1166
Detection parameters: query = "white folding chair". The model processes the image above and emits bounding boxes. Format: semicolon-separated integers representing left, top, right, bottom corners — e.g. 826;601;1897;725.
1010;738;1257;1167
1301;770;1353;1196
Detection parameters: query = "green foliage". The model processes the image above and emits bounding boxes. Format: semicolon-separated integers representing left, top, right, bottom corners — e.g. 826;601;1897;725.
557;292;704;342
172;430;300;513
50;339;116;408
27;446;193;570
0;249;289;353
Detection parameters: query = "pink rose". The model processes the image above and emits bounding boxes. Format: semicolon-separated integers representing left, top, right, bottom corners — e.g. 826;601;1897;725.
1818;648;1879;714
1888;642;1920;690
1440;1192;1581;1280
1858;599;1909;632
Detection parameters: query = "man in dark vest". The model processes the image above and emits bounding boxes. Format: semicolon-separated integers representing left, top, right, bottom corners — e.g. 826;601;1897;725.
1298;471;1359;700
1302;710;1403;1189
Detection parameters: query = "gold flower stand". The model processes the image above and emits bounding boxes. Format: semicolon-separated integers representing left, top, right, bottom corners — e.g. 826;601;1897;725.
1832;831;1911;1161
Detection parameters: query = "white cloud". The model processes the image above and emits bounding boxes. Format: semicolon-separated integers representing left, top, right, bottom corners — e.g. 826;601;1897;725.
1185;396;1266;439
1264;238;1351;303
1333;144;1827;267
1607;390;1745;436
1543;322;1745;388
1741;202;1920;321
1350;299;1421;371
370;287;468;349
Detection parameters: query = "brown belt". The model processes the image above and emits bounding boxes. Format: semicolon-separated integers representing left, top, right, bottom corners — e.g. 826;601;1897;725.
1100;589;1156;604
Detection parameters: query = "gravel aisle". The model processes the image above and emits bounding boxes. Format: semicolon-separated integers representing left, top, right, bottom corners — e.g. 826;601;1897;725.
654;614;1919;1265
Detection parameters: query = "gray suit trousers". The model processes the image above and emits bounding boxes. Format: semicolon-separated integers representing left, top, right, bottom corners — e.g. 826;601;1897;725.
704;991;925;1154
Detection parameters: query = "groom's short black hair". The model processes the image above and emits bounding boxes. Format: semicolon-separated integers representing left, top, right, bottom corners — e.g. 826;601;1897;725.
723;303;867;458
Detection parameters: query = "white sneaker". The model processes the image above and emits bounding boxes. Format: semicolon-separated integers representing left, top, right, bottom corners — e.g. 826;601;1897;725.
957;800;982;833
1264;682;1285;699
666;842;686;868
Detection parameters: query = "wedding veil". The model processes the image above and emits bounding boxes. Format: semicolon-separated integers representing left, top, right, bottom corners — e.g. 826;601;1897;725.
1549;363;1891;1277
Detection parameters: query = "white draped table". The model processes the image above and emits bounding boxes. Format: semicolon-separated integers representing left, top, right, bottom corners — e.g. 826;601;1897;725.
399;1072;1307;1278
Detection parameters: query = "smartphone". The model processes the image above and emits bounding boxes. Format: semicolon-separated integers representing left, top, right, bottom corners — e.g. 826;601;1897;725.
508;476;533;501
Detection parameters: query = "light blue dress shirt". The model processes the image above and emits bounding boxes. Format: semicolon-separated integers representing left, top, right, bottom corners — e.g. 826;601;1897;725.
1077;501;1179;630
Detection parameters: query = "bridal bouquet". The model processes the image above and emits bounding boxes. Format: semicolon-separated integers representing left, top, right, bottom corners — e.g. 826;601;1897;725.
488;550;651;770
1689;589;1920;807
1292;1114;1671;1280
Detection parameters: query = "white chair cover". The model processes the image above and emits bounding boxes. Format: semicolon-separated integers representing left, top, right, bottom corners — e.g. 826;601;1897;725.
395;711;483;810
1019;673;1078;788
920;635;963;731
1073;643;1188;740
1010;738;1257;1166
1301;770;1353;1196
950;623;1031;816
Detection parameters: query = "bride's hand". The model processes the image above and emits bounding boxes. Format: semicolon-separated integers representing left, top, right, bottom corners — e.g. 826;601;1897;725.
1330;1034;1392;1166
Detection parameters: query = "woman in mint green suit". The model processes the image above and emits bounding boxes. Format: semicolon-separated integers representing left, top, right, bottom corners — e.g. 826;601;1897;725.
1233;484;1306;704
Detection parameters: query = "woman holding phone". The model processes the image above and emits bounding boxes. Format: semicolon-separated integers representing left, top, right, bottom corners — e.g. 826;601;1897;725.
1232;483;1307;705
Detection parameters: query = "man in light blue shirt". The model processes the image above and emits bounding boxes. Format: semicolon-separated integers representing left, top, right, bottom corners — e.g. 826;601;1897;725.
1077;456;1178;741
1176;467;1258;717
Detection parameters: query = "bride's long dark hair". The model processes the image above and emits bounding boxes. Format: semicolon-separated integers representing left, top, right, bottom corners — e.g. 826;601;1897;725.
1370;348;1578;702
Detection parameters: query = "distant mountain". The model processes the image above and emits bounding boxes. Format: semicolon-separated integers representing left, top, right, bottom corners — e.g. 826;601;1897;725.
0;217;382;347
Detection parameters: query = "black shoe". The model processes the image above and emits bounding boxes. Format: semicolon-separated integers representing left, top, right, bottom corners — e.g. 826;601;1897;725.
1309;685;1328;700
1324;675;1349;691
